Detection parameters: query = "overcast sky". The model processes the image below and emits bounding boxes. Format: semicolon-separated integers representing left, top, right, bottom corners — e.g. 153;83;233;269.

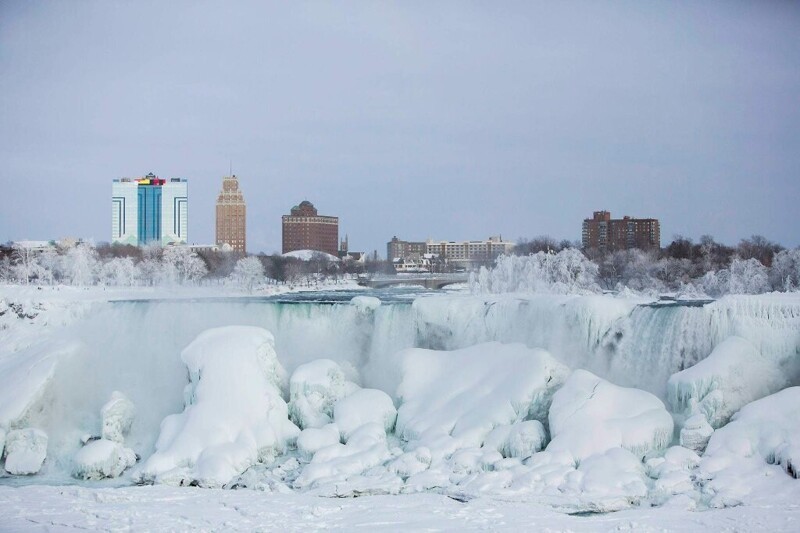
1;1;798;254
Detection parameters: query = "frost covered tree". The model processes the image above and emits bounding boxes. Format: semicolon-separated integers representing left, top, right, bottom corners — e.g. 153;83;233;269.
471;249;599;295
100;257;140;286
11;244;41;285
769;249;800;291
0;255;12;283
230;256;265;292
37;248;60;285
161;246;207;285
701;257;770;296
63;243;99;286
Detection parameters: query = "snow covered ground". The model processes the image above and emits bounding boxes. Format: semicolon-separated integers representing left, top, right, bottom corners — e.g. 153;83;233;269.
1;483;799;532
1;285;799;530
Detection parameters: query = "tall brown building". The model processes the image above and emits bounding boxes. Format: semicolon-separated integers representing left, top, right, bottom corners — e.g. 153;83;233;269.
582;210;660;251
282;200;339;256
215;175;246;253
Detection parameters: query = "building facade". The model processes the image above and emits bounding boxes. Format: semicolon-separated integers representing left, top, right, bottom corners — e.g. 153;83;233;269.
388;236;515;269
112;173;188;246
281;200;339;256
387;236;427;262
581;211;661;251
215;174;246;253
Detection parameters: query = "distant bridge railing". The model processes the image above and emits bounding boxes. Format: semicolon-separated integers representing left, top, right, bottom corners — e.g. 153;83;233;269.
357;273;470;290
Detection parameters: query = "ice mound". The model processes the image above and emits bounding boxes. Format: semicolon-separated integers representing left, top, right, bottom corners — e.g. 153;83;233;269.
395;342;569;448
293;422;396;492
137;326;300;487
483;421;547;460
679;414;713;452
561;448;649;512
646;446;700;504
333;388;397;441
667;336;787;428
548;370;673;462
288;359;359;430
701;387;800;483
350;296;381;313
73;439;137;480
101;391;136;443
72;391;137;480
296;424;341;460
4;428;48;475
0;341;80;428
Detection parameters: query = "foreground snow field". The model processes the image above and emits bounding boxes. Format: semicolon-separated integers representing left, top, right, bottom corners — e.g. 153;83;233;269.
1;484;799;532
1;285;799;530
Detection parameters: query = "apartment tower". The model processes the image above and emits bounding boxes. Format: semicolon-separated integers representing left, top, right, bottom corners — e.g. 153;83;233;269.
581;211;661;251
282;201;339;256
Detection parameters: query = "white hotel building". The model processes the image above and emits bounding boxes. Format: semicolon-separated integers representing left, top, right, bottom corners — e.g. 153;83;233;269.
112;173;188;246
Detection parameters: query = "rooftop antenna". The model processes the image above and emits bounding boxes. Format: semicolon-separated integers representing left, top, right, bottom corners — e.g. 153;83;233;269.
229;159;232;177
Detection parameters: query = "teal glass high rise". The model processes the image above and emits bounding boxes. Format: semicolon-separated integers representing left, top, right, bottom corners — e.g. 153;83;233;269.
137;184;162;245
112;173;188;246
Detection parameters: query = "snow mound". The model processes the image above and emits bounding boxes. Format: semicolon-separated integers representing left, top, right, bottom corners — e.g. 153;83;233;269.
395;342;569;449
565;447;649;512
296;424;341;460
4;428;48;475
667;336;787;428
288;359;358;430
483;420;547;460
334;389;397;441
73;439;136;480
101;391;135;443
548;370;673;462
282;249;340;262
350;296;381;313
137;326;300;487
293;422;396;491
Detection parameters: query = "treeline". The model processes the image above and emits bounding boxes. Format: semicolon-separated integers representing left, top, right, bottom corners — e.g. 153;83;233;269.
504;234;800;296
0;241;389;289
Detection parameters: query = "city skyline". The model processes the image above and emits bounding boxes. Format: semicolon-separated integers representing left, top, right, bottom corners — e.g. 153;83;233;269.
2;2;799;254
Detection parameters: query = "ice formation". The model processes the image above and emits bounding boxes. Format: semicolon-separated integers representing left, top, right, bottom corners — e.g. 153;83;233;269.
333;388;397;441
296;424;341;460
395;342;569;448
700;387;800;483
482;420;547;459
0;340;81;428
288;359;358;430
547;370;674;461
72;391;137;480
679;414;714;452
4;428;48;475
101;391;136;443
293;422;395;492
0;288;799;517
350;296;381;313
73;439;137;480
667;336;787;428
137;326;300;487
